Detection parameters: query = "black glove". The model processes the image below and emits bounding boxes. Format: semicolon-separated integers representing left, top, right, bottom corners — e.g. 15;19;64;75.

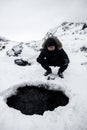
64;59;69;66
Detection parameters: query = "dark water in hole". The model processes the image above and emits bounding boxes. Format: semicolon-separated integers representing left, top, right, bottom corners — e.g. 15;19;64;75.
6;85;69;115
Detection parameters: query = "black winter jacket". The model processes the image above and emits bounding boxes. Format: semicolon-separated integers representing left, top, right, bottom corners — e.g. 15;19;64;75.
37;48;70;66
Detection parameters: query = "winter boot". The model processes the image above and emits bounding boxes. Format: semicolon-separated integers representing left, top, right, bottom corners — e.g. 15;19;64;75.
58;71;64;78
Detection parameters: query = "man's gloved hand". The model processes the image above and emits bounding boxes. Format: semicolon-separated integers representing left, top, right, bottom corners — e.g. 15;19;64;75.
64;59;69;66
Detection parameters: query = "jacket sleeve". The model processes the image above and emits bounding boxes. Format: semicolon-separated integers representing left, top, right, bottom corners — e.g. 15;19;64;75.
60;49;70;65
37;50;45;64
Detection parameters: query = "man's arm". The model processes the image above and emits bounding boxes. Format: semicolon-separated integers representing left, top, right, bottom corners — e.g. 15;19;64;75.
60;49;70;65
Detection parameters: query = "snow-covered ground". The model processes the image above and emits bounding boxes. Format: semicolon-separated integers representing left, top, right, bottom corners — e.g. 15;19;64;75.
0;22;87;130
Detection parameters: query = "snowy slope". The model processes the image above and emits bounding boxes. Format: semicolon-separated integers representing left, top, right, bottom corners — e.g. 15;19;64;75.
0;22;87;130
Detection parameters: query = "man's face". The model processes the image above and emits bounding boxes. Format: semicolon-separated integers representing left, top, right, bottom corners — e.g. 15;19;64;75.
47;46;55;51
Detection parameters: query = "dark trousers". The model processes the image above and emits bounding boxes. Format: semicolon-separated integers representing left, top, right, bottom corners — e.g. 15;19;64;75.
38;60;68;73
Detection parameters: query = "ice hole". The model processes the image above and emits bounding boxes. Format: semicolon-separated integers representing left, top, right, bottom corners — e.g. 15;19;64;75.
6;85;69;115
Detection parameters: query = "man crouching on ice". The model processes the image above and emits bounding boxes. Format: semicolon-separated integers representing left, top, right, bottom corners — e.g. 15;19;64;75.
37;36;70;78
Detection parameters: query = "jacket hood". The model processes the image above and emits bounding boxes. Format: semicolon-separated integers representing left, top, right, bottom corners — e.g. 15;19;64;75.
42;36;63;50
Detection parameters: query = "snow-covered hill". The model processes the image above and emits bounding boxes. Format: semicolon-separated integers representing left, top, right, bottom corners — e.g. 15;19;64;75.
48;22;87;36
0;22;87;130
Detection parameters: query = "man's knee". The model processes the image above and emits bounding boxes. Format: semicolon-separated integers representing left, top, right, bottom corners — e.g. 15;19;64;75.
36;58;39;63
37;58;46;66
36;58;42;64
60;64;68;70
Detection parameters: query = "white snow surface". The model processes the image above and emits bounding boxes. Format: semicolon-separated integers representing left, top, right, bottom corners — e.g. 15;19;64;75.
0;22;87;130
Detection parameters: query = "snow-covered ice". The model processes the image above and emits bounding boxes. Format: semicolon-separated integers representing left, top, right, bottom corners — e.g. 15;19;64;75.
0;22;87;130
